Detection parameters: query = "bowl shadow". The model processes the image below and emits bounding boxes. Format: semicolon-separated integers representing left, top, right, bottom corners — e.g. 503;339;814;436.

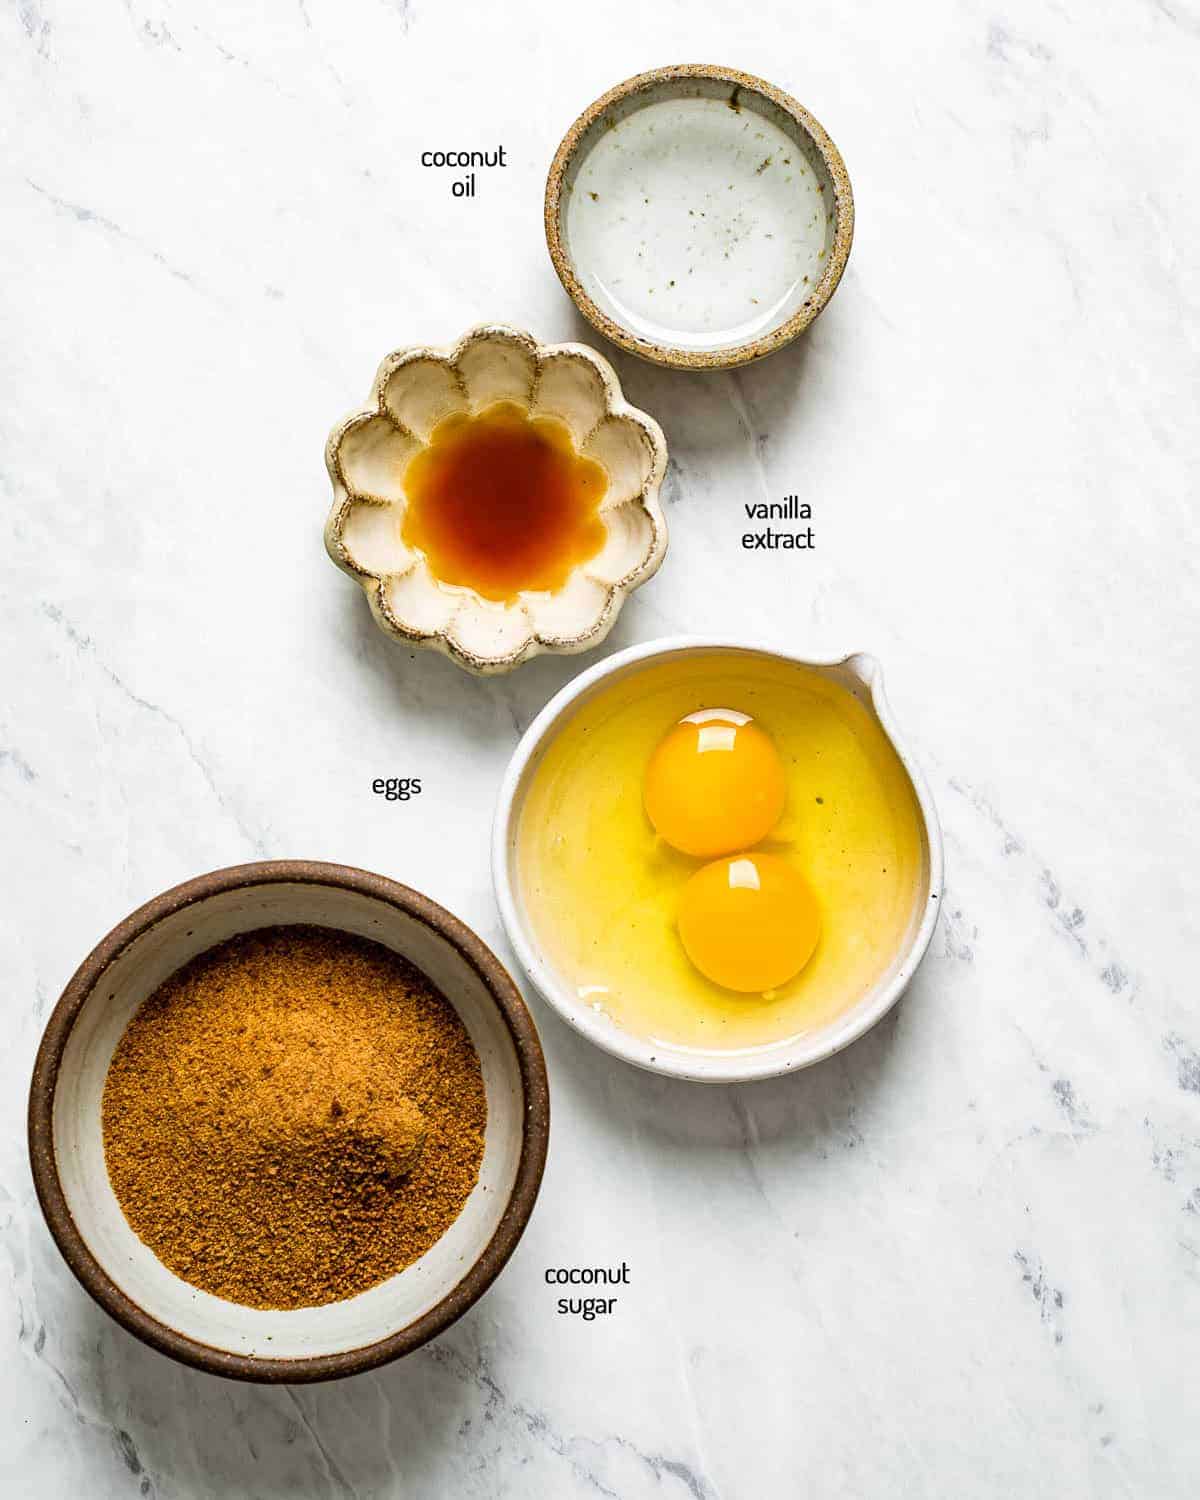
560;302;835;469
338;580;674;744
535;977;912;1155
60;1293;477;1496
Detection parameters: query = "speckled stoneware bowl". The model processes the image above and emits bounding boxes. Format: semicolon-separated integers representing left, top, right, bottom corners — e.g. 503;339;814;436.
493;639;942;1083
545;65;854;370
325;325;668;675
28;862;549;1383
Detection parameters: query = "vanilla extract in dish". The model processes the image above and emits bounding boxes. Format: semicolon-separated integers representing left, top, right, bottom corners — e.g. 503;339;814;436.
401;401;608;603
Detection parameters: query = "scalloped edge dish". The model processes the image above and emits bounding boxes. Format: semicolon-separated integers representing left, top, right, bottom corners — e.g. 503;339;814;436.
324;325;669;675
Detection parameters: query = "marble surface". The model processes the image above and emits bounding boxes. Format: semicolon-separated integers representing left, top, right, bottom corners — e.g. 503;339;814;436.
3;0;1198;1495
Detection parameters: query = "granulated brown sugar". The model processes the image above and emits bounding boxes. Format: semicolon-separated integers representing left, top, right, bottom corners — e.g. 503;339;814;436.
101;925;487;1310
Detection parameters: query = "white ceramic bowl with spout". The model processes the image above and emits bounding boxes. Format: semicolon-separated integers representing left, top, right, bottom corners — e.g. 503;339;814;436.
492;638;943;1083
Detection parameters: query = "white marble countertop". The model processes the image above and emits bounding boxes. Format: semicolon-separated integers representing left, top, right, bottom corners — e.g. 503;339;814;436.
4;1;1198;1495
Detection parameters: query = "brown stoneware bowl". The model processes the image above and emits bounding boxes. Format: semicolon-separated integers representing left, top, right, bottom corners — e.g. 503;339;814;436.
28;861;549;1383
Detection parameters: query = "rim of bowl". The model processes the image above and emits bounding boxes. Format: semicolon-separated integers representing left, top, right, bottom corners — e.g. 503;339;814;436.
27;859;551;1384
544;64;855;371
492;637;944;1083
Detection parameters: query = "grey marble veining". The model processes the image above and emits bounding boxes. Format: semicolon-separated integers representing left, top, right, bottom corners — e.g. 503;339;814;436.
3;0;1199;1495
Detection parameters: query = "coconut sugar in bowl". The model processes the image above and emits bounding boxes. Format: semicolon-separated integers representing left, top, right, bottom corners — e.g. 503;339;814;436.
28;861;549;1383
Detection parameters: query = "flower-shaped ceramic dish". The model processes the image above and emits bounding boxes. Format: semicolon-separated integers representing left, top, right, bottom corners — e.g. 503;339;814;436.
545;65;854;370
493;639;942;1083
325;326;668;675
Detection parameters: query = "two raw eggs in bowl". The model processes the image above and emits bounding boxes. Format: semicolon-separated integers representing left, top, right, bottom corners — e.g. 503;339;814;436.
643;707;822;996
493;640;942;1082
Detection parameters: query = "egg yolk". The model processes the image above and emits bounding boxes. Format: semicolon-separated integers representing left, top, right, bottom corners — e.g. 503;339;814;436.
643;709;786;858
677;853;821;993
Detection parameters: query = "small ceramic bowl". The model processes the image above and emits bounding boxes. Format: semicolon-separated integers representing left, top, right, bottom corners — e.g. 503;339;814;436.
545;65;854;369
492;639;942;1083
28;861;549;1383
325;325;668;675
